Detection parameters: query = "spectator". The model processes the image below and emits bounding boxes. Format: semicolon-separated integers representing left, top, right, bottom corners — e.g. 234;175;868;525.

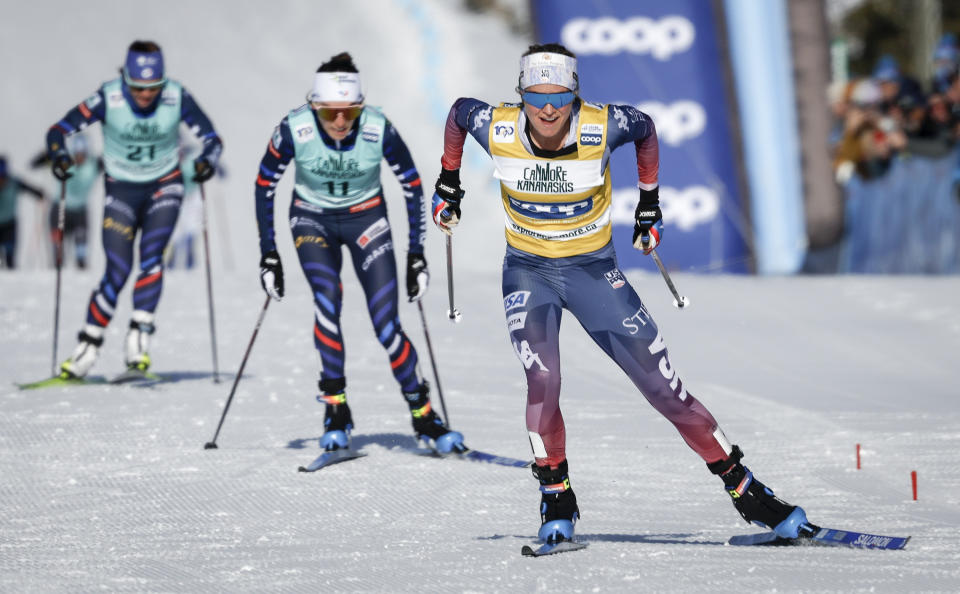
0;156;45;268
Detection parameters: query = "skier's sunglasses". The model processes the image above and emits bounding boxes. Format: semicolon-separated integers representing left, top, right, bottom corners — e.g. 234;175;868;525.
313;103;364;122
522;91;576;109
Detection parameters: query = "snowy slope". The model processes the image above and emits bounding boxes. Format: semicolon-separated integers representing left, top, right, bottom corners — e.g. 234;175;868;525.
3;1;960;593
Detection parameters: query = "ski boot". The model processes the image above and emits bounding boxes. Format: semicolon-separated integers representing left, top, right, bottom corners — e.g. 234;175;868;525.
709;445;808;539
124;311;155;372
405;382;465;454
532;459;580;544
60;326;104;379
318;378;353;451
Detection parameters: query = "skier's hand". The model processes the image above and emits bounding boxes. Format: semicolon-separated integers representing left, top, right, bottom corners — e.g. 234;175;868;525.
52;155;74;181
631;188;663;255
432;168;464;236
193;158;215;183
406;252;429;302
259;250;284;301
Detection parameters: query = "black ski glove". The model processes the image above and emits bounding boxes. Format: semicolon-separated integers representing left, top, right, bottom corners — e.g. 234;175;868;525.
259;250;284;300
52;155;74;181
631;187;663;254
406;252;428;302
432;168;464;235
193;158;215;183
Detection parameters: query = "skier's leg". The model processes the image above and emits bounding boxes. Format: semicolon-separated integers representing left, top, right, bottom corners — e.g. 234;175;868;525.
290;205;355;450
344;205;462;451
564;252;730;463
126;172;183;370
61;179;141;377
565;249;804;536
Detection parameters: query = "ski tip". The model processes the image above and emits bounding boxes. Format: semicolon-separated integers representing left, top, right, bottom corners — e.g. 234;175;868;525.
521;545;536;556
297;466;308;472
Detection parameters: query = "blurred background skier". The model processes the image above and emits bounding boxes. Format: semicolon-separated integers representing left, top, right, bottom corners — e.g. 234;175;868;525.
46;40;222;379
253;52;464;453
31;132;101;269
0;155;45;269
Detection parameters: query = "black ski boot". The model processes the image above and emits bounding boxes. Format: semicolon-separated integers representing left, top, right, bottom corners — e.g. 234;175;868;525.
532;459;580;543
317;378;353;451
405;382;465;453
709;445;808;538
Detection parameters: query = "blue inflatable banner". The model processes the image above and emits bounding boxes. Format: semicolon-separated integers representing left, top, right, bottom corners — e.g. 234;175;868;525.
532;0;751;272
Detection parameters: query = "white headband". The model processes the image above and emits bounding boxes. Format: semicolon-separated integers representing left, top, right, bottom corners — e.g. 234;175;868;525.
518;52;578;91
309;71;363;103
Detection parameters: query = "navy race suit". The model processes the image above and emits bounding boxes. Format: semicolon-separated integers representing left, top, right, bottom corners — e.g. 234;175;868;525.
254;106;427;394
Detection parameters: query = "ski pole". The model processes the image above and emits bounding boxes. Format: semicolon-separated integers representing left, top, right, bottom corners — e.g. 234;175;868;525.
199;183;221;383
416;299;450;426
650;249;689;309
51;180;67;375
204;295;271;449
445;235;461;323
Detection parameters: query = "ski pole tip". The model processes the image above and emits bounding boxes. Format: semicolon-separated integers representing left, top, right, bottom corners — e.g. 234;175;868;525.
448;308;462;323
203;442;218;450
673;296;690;309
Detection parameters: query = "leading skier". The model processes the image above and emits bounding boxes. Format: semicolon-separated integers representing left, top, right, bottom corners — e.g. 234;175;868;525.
430;43;807;545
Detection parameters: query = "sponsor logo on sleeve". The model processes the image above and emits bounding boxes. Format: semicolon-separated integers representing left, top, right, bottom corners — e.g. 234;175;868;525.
84;94;102;109
271;126;283;150
492;121;516;143
107;91;125;108
361;124;380;143
293;123;315;143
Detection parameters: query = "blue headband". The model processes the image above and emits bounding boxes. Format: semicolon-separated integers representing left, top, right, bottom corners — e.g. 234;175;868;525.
123;50;166;87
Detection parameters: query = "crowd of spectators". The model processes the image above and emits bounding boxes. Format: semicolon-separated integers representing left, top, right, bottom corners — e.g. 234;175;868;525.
830;34;960;183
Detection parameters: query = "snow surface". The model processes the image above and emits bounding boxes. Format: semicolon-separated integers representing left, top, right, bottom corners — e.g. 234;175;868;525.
3;2;960;593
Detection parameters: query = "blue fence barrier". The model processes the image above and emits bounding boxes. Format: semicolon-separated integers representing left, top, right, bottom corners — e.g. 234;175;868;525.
842;150;960;273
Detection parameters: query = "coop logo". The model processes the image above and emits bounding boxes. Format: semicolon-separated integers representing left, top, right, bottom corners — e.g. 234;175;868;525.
611;186;719;231
579;123;603;146
636;101;706;146
493;121;515;143
561;16;695;59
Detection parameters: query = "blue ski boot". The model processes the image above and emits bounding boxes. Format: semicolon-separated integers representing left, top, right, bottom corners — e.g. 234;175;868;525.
318;379;353;452
532;460;580;544
405;382;465;454
709;445;807;539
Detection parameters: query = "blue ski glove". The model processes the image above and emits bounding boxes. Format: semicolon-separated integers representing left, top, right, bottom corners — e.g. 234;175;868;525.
432;168;464;236
632;187;663;255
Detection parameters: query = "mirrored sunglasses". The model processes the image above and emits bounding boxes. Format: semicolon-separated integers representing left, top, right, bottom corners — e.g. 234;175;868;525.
314;104;364;121
522;91;575;109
